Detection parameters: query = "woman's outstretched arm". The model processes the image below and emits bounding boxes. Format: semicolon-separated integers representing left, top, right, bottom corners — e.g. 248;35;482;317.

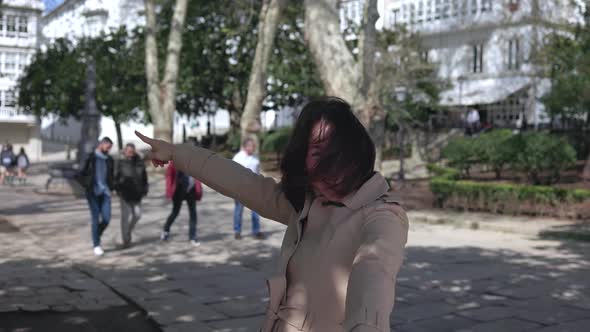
136;131;295;225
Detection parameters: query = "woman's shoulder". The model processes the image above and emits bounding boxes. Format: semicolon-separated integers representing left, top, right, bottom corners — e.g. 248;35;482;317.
362;191;408;228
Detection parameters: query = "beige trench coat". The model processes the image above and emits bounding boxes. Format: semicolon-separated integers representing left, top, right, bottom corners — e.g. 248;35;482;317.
173;144;409;332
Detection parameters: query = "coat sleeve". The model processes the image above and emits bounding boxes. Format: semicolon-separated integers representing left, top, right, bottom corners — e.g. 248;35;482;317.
142;163;149;196
341;203;409;332
173;144;295;225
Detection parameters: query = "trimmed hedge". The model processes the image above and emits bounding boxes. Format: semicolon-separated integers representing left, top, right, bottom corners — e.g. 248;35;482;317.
441;130;577;184
428;165;590;217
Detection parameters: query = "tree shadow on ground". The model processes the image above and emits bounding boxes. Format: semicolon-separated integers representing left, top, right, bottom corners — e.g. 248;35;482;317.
4;235;590;332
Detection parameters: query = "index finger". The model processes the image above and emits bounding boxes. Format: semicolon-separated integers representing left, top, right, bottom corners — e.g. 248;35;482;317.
135;131;155;145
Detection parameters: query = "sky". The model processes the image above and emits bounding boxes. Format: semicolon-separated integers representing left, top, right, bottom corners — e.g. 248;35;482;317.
43;0;64;13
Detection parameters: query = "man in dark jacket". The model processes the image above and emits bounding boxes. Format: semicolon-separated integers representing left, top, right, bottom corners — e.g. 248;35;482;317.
115;143;148;248
79;137;114;256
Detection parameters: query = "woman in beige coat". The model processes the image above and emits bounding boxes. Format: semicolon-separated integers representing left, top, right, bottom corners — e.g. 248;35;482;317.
137;97;409;332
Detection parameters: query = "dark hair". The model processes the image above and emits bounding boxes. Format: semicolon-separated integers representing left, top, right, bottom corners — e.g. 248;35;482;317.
125;143;136;149
19;147;26;154
100;137;113;145
280;96;376;211
242;137;255;148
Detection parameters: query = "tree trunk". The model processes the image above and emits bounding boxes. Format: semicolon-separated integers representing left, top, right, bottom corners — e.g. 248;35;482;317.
304;0;384;169
143;0;163;139
241;0;288;150
303;0;362;110
228;87;244;140
114;120;123;151
583;152;590;186
143;0;188;142
160;0;189;142
398;125;406;182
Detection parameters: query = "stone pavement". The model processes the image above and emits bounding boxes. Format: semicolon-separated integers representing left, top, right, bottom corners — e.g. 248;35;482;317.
1;176;590;332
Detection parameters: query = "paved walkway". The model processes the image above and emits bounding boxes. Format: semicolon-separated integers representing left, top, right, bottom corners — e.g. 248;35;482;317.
1;176;589;332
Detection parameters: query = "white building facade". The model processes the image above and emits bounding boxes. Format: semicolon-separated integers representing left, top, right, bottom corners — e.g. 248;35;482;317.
341;0;584;128
0;0;44;161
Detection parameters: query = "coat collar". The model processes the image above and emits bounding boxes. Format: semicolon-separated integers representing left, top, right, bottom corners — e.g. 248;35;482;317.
341;172;391;210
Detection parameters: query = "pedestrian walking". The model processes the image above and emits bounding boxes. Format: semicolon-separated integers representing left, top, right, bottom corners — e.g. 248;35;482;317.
115;143;148;248
16;147;30;185
161;160;203;246
232;138;265;240
137;96;409;331
0;143;16;185
78;137;114;256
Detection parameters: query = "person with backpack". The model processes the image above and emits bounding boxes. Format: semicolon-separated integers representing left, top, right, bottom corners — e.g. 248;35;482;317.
0;143;16;185
161;160;203;246
16;147;30;185
115;143;148;248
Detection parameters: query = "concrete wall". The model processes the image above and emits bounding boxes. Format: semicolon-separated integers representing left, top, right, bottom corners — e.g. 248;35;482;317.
0;122;41;161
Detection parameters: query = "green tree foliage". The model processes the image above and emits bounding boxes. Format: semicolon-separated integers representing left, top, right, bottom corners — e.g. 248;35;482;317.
375;27;448;130
89;27;147;149
266;1;324;110
441;131;576;185
509;132;576;184
17;38;84;120
478;129;514;179
541;6;590;128
156;0;322;139
17;28;146;149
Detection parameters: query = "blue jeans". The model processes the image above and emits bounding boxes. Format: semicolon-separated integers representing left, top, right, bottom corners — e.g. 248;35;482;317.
86;192;111;247
233;201;260;235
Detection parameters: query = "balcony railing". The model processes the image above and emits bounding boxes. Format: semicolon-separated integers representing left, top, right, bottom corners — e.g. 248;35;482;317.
0;107;36;123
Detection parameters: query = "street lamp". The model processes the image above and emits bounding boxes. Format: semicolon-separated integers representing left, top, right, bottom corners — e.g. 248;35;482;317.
77;11;103;166
394;86;407;183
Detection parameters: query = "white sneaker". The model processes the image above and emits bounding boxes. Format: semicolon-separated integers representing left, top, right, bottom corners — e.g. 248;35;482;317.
190;240;201;247
160;231;170;241
93;246;104;256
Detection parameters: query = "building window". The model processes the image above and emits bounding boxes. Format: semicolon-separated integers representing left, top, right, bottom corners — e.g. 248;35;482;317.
481;0;492;12
417;1;424;23
452;0;459;16
442;0;450;18
391;8;400;26
435;0;441;20
410;4;416;24
471;0;478;14
17;16;27;34
461;0;469;16
426;0;433;21
508;38;520;70
5;90;15;107
402;4;408;23
0;16;4;33
4;53;16;72
420;50;430;63
6;16;16;37
472;44;484;73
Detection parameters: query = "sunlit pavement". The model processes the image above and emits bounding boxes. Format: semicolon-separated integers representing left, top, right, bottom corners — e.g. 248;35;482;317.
1;176;589;332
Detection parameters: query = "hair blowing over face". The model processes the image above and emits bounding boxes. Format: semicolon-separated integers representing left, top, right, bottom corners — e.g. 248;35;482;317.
280;97;376;211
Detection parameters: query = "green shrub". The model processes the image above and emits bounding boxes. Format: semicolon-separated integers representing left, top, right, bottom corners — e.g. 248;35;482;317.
441;137;481;175
429;166;590;214
440;130;577;184
426;164;461;180
478;129;516;178
510;132;577;184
